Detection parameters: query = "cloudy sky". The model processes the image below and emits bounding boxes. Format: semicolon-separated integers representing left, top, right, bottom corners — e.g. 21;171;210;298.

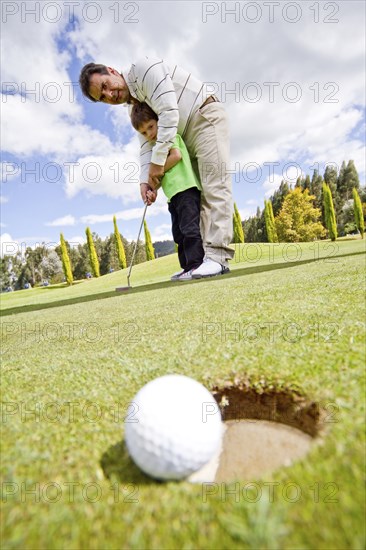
1;0;365;254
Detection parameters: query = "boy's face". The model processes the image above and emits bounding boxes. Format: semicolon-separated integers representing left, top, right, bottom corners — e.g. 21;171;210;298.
138;119;158;142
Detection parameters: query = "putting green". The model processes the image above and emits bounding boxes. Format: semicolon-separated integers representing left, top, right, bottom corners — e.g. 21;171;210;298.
1;239;365;549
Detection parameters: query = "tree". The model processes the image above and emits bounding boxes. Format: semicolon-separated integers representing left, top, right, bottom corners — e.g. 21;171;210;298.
85;227;100;277
60;233;73;285
343;161;360;200
322;183;337;241
0;257;12;290
310;170;323;209
40;251;63;283
153;241;175;257
275;188;326;242
323;165;338;196
144;220;155;261
113;216;127;269
264;200;278;242
337;160;360;202
233;202;245;243
271;180;290;216
242;207;266;242
303;175;311;190
353;187;365;238
68;243;89;280
24;244;48;285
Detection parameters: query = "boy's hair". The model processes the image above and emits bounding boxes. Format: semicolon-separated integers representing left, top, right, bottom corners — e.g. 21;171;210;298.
131;102;158;131
79;63;109;102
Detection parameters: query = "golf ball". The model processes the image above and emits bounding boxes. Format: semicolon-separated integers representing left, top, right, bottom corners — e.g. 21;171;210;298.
124;374;223;480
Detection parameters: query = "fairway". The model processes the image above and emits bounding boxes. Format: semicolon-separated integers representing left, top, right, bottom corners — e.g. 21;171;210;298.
1;239;365;549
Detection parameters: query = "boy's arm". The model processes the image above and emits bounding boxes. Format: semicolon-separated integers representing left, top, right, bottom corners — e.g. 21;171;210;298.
164;147;182;172
144;147;181;205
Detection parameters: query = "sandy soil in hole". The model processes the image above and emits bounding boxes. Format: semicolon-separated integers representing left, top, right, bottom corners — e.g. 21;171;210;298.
188;420;313;483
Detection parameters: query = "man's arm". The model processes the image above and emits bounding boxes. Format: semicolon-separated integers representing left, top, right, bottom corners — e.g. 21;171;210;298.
134;58;180;167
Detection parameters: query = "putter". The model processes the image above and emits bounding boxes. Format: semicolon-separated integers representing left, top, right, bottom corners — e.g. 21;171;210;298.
115;203;148;292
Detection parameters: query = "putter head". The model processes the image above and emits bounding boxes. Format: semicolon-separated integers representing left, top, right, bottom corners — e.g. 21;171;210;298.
115;285;131;292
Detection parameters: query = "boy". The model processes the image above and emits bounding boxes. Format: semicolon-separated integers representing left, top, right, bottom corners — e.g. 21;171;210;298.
131;102;204;281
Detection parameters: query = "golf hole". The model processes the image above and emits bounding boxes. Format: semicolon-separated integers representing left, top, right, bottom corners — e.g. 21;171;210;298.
188;385;323;483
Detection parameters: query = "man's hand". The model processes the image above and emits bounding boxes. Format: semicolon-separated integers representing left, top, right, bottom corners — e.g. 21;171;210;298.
148;163;164;190
140;183;157;205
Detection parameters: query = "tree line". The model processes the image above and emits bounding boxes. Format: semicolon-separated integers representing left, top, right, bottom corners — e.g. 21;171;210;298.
1;160;364;291
0;216;158;290
238;160;365;243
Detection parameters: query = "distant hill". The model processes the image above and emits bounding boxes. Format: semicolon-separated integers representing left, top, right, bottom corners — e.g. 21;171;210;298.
153;240;175;258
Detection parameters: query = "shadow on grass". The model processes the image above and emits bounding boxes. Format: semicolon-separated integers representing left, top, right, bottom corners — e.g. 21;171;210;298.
100;440;161;486
1;250;364;317
40;280;85;290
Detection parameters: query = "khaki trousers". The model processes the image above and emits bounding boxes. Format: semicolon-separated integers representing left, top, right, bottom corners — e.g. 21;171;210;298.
184;102;234;266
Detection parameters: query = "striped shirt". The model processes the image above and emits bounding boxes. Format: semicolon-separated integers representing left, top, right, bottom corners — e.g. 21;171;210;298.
124;57;208;183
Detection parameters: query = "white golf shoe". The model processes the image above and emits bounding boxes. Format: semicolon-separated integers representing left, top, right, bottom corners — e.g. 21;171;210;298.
177;270;194;281
191;258;230;279
170;269;185;281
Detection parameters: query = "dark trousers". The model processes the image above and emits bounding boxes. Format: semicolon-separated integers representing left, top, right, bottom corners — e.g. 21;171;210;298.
168;187;204;272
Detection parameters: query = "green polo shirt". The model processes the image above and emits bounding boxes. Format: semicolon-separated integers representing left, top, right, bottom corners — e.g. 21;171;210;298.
161;134;201;201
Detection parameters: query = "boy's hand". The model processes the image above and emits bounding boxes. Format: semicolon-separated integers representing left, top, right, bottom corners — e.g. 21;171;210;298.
148;163;164;190
140;183;157;205
140;183;151;204
146;189;157;205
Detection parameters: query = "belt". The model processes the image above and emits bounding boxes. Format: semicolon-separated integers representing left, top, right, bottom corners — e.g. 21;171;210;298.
200;95;219;109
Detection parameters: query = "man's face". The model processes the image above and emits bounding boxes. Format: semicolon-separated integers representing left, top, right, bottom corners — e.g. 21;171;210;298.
138;119;158;142
88;67;129;104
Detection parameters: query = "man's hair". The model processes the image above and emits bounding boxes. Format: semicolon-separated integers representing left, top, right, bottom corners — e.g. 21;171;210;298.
130;102;158;131
79;63;109;102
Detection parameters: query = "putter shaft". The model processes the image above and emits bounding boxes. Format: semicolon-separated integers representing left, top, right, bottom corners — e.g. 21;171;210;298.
127;203;148;287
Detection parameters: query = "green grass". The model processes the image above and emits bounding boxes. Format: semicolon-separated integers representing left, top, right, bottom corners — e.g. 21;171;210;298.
1;239;365;549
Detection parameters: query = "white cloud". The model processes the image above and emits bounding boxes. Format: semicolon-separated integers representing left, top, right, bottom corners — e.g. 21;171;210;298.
1;94;114;159
67;235;86;247
45;215;76;227
80;202;168;225
262;174;284;198
0;196;9;204
1;0;365;246
0;233;16;257
1;162;19;183
238;207;258;220
150;224;173;242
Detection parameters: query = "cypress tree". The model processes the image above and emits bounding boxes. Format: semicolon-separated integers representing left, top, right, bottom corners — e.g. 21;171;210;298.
322;183;337;241
343;160;360;199
303;174;311;191
144;220;155;261
353;188;365;238
324;165;338;195
233;202;245;243
85;227;100;277
336;160;347;200
60;233;73;285
310;170;323;208
264;200;278;242
271;180;290;216
113;216;127;269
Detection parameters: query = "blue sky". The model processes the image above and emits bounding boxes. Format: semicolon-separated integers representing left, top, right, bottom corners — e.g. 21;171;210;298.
1;0;365;255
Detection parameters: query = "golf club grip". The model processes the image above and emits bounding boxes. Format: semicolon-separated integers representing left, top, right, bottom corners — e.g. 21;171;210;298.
127;204;148;280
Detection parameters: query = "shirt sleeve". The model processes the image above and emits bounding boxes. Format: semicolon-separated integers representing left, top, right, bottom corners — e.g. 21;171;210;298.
135;58;180;167
137;134;153;184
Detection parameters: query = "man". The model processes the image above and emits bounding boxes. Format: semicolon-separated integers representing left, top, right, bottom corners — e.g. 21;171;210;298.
79;57;234;278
